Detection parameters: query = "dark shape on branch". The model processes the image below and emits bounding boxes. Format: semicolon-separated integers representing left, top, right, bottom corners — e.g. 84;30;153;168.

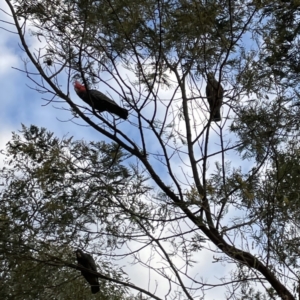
205;73;224;122
76;249;100;294
74;81;128;119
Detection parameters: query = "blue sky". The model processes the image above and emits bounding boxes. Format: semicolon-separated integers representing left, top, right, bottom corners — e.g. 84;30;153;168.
0;25;90;148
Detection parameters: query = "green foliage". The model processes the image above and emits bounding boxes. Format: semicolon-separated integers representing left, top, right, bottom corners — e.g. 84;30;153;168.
4;0;300;299
0;125;146;299
1;246;92;300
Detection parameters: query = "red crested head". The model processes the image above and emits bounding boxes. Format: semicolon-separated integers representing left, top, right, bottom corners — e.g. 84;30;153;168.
74;81;86;93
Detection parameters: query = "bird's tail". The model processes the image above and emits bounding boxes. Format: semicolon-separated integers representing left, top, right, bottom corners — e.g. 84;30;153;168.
91;285;100;294
115;107;129;120
213;112;221;122
213;108;221;122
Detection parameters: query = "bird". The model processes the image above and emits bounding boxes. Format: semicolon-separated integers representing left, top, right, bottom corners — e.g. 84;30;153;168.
205;73;224;122
76;249;100;294
74;81;128;119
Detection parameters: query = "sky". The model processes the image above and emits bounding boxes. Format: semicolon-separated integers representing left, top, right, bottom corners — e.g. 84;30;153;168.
0;19;80;149
0;2;265;300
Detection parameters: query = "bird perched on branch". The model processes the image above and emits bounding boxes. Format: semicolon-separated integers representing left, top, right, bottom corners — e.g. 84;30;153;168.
74;81;128;119
205;73;224;122
76;249;100;294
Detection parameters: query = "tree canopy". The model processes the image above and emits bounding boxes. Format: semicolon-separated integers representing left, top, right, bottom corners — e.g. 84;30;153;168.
2;0;300;299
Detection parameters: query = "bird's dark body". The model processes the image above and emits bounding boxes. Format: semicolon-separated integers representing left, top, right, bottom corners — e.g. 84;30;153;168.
76;249;100;294
206;74;223;122
77;89;128;120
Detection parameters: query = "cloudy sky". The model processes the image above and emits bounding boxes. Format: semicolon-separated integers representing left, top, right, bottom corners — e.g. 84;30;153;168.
0;2;261;299
0;19;96;151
